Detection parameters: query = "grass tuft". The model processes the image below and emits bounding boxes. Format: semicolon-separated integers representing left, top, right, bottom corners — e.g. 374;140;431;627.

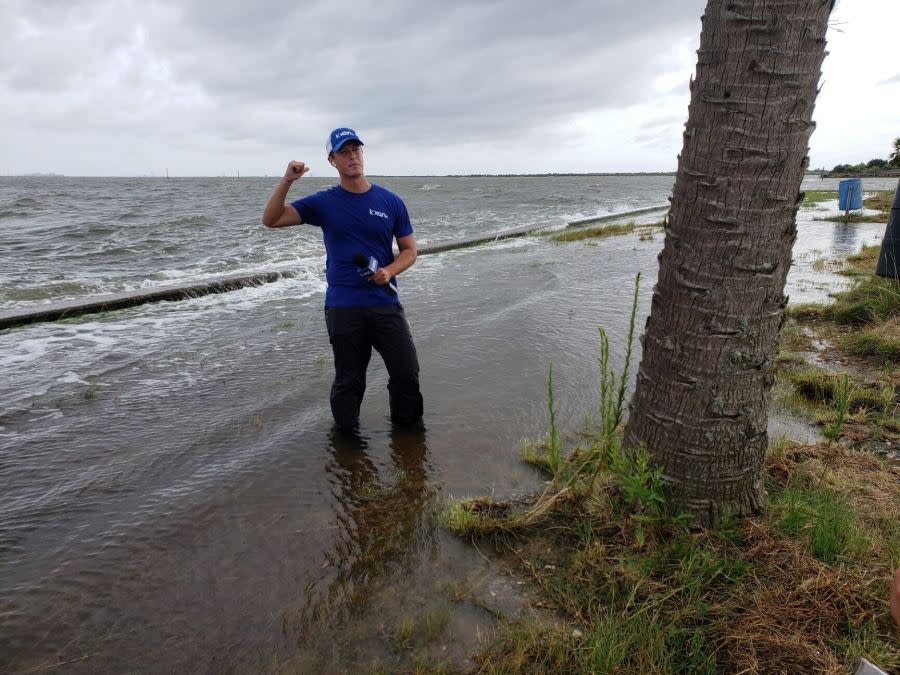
439;497;520;536
842;244;882;276
769;476;868;563
549;220;665;244
550;222;636;242
783;368;889;413
817;213;889;223
842;319;900;360
546;363;560;475
862;191;896;212
801;190;837;206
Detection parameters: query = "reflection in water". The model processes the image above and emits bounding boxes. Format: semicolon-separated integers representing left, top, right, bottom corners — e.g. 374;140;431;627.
831;223;860;254
290;425;435;651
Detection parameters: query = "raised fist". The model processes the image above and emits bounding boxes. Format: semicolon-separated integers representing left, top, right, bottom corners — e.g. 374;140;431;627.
284;161;310;182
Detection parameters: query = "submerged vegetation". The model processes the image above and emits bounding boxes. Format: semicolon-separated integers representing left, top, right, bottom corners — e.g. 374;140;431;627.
548;219;665;243
813;190;895;224
803;189;838;206
438;246;899;673
788;245;900;361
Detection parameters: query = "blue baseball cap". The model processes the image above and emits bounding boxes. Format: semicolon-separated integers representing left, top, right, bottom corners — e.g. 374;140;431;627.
326;127;364;154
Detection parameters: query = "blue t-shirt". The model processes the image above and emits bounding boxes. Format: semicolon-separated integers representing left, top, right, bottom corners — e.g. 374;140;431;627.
291;184;413;307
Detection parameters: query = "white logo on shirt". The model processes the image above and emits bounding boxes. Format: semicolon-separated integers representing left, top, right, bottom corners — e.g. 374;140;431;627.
369;208;388;220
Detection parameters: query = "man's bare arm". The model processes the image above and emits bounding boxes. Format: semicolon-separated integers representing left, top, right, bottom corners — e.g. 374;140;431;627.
262;161;309;228
372;234;417;286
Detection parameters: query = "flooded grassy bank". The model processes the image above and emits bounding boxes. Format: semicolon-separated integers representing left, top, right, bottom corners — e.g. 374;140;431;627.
439;199;899;674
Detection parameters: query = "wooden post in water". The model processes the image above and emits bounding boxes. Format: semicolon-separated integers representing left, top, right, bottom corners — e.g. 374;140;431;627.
844;183;852;223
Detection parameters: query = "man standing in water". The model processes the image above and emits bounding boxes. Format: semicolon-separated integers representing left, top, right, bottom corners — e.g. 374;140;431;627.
262;128;424;433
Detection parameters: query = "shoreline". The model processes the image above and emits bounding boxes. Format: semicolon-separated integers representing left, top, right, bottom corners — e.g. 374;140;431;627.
438;210;898;673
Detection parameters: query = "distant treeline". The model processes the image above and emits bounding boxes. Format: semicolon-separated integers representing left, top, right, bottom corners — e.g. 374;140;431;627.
826;137;900;177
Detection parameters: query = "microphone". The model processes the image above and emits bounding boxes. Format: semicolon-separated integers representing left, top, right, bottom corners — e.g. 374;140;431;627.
353;253;397;295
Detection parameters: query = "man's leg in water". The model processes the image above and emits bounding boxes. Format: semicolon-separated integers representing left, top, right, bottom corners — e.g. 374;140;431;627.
372;304;423;426
324;307;372;431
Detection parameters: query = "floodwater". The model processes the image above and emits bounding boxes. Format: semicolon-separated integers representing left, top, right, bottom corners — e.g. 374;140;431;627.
0;175;894;672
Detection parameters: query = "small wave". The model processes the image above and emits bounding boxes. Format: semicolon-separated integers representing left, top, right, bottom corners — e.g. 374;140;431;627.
0;210;29;219
165;215;214;227
85;222;119;235
0;337;53;368
13;197;40;207
419;184;440;191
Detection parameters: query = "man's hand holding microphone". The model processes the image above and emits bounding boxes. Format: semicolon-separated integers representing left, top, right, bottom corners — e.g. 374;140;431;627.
354;253;397;295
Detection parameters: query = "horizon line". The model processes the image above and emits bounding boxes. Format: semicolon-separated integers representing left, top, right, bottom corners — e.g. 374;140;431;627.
2;171;843;179
4;171;701;179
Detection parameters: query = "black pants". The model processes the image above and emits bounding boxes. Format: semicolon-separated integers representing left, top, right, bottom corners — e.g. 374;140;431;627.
324;304;423;430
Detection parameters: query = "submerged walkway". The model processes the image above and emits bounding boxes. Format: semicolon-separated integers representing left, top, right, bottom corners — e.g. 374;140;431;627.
0;204;667;330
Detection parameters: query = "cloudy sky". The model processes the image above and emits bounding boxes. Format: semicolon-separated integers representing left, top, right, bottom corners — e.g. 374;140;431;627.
1;0;898;177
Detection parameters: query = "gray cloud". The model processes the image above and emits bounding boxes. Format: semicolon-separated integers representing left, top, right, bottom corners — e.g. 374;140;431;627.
638;114;685;131
1;0;706;173
878;73;900;86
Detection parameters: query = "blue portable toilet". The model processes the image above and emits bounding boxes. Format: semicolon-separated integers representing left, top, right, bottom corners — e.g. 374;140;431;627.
838;178;863;210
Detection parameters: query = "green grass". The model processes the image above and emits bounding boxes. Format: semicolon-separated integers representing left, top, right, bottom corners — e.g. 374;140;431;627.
818;258;900;360
550;222;636;242
394;618;415;651
843;327;900;360
836;620;900;674
786;257;899;359
862;191;896;212
803;190;892;210
458;430;900;673
783;367;890;413
822;373;852;440
817;213;889;223
813;190;894;223
599;274;640;446
520;440;560;476
769;476;868;563
830;276;899;325
802;190;837;206
439;497;518;536
545;363;560;475
778;317;814;352
422;605;452;641
549;219;665;243
786;302;830;321
841;244;882;276
476;532;731;673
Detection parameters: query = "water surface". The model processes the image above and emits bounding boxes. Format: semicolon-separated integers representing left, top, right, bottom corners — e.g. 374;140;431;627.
0;174;892;672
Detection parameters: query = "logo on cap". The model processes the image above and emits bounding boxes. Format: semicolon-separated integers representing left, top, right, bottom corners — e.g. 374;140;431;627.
327;128;364;154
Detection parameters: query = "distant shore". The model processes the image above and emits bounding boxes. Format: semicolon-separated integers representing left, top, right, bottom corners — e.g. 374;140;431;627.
820;169;900;179
3;172;679;179
7;170;898;180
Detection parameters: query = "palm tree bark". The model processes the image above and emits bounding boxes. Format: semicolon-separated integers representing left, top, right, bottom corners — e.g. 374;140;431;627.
623;0;834;527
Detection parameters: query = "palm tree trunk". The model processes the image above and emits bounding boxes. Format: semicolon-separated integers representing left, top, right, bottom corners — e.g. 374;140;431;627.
622;0;834;527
